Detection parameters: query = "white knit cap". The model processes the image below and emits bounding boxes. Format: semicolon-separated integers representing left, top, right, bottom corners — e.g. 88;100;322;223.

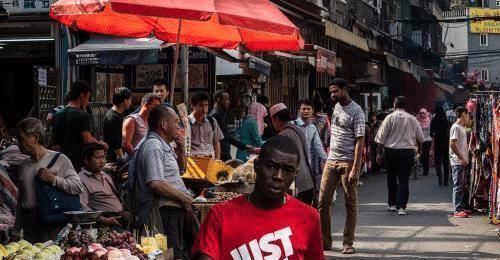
270;103;287;117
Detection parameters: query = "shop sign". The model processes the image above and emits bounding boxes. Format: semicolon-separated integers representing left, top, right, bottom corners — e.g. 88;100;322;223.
159;47;210;64
1;0;51;13
470;8;500;33
71;53;99;66
37;67;47;86
316;48;336;76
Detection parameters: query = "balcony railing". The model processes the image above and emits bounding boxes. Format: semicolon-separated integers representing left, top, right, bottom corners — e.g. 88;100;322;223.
443;8;468;19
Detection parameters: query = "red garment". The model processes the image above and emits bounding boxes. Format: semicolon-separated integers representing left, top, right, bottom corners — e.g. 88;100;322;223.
192;195;324;260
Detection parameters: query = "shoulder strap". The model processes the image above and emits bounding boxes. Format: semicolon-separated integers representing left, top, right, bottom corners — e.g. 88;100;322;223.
47;153;61;169
206;115;216;132
283;125;312;170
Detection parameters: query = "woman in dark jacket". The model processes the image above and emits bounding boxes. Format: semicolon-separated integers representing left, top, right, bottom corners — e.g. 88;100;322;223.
430;107;450;186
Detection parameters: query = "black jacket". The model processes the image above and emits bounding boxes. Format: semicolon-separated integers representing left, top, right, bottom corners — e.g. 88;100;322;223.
209;107;247;161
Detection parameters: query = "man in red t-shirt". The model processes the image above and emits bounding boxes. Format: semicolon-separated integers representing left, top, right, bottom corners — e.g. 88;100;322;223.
192;135;324;260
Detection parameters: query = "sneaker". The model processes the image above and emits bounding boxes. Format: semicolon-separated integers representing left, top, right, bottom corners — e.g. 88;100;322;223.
454;212;468;218
398;208;407;215
387;205;397;211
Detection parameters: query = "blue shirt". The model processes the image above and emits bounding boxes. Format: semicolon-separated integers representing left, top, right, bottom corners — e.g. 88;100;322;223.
294;117;328;164
236;116;263;161
129;131;189;226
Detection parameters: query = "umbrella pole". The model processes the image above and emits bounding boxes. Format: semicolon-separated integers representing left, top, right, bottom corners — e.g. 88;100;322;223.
170;18;183;105
181;45;189;107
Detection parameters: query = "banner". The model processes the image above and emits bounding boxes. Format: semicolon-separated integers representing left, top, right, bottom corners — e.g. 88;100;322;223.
316;49;336;76
470;8;500;33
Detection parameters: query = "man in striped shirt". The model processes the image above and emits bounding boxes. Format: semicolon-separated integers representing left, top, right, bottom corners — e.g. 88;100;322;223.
318;78;365;254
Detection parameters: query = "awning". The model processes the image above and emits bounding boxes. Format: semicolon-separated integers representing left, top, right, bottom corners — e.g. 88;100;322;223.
268;44;336;76
385;52;410;74
325;21;369;52
435;81;456;94
68;36;167;66
211;49;271;76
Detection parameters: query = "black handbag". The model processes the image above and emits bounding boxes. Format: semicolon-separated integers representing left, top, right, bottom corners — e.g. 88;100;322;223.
36;153;81;225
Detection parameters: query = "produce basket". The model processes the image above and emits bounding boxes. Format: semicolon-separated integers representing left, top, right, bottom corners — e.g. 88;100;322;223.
183;157;233;183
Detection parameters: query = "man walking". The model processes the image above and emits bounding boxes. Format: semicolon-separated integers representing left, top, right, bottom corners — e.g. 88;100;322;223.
375;96;424;216
103;87;132;162
270;103;315;205
318;78;365;254
449;107;470;218
209;90;252;161
53;80;107;171
129;105;192;259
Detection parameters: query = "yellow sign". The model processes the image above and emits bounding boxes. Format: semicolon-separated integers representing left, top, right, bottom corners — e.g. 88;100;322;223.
470;8;500;33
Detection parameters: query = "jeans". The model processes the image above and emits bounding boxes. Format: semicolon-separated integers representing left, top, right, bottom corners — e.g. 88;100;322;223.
451;165;467;212
159;206;187;259
420;141;432;175
434;146;450;184
318;160;357;247
385;149;415;209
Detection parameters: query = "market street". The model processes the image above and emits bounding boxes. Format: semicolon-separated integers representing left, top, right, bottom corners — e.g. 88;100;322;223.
325;169;500;259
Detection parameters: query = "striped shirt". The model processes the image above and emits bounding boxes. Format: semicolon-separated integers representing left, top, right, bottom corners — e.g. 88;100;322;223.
328;101;365;161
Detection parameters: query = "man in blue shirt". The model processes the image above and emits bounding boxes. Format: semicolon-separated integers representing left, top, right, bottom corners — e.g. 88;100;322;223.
294;99;327;203
129;105;192;259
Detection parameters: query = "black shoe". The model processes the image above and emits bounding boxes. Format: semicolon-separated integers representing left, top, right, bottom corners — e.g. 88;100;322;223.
438;181;443;186
444;182;448;186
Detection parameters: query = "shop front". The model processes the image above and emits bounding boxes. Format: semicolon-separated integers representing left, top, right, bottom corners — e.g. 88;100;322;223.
0;1;56;129
65;35;216;138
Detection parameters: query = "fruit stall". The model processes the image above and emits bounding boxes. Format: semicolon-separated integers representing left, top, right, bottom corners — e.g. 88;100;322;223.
187;157;258;222
0;211;170;260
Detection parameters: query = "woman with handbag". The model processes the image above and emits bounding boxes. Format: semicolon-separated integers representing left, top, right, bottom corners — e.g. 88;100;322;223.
14;118;84;243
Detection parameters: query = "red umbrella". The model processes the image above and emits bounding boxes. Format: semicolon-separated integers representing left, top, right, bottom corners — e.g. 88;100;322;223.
49;0;304;51
50;0;304;103
110;0;298;35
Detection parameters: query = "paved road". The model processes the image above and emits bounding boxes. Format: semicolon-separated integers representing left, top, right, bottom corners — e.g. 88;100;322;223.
324;169;500;259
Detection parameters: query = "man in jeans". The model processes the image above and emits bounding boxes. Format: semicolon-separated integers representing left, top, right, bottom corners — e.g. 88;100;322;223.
375;96;424;216
318;78;365;254
449;107;470;218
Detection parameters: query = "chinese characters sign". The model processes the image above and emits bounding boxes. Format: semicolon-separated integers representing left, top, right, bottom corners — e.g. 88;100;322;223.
470;8;500;34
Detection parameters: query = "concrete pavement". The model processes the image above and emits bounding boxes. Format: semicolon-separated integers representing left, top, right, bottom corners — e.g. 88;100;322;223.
324;170;500;259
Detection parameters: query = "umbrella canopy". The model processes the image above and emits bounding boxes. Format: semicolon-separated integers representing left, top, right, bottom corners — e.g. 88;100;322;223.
110;0;298;35
50;0;304;51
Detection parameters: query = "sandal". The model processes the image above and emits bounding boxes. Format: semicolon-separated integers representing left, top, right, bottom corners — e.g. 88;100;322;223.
342;246;355;254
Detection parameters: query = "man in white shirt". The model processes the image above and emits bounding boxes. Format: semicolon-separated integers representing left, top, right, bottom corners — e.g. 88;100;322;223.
375;96;424;216
449;107;470;218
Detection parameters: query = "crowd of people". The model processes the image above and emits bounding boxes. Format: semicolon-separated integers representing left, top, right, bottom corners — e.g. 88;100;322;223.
9;75;476;259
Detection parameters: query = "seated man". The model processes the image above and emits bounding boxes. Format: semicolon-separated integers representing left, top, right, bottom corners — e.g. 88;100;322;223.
192;136;324;260
79;143;127;229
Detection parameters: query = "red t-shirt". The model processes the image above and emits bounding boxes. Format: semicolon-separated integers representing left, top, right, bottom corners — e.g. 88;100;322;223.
192;195;324;260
